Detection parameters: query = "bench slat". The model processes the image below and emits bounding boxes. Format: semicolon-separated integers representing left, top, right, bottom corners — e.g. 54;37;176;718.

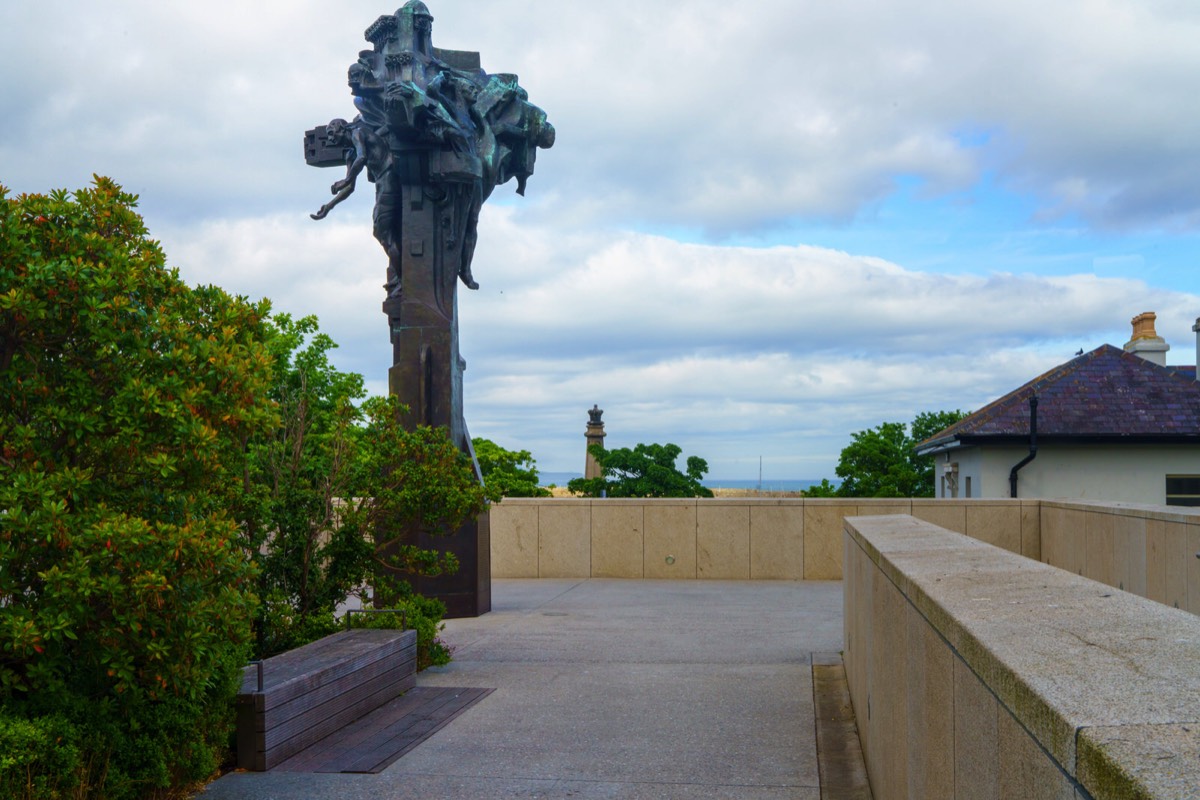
254;668;416;769
271;686;449;772
246;638;417;731
235;628;418;771
240;629;413;711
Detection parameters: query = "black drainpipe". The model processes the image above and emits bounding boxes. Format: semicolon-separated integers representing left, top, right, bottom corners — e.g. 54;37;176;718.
1009;395;1039;498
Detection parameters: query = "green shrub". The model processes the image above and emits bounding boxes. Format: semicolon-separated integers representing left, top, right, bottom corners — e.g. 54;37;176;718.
244;319;493;663
471;437;551;497
0;713;81;800
257;591;340;659
347;593;454;670
568;442;713;497
0;179;275;798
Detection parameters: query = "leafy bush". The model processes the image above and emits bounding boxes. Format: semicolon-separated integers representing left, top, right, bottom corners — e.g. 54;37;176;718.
256;591;341;660
244;314;372;645
0;179;485;797
243;318;495;658
568;442;713;498
347;592;453;670
0;713;80;800
471;437;550;497
358;395;497;591
0;179;274;798
809;409;970;498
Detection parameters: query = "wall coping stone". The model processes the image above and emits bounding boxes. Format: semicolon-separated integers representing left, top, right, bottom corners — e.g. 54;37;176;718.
1040;498;1200;525
844;513;1200;800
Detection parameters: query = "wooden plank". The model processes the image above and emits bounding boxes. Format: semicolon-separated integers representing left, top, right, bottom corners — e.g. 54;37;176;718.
254;671;415;770
240;629;416;710
242;629;401;692
255;642;417;730
334;688;494;774
259;669;416;769
338;690;477;767
235;629;418;771
271;688;446;773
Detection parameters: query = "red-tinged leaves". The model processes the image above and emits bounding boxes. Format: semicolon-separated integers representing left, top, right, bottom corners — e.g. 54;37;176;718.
1;178;271;793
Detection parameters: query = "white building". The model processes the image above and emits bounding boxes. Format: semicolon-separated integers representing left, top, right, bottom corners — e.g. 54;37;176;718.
916;313;1200;504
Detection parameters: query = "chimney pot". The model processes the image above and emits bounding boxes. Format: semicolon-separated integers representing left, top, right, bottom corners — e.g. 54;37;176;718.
1124;311;1169;366
1130;311;1158;340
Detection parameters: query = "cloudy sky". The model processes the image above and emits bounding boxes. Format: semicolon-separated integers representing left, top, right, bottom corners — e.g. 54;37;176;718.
4;0;1199;481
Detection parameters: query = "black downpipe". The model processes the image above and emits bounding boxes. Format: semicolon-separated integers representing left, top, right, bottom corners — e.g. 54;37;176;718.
1009;395;1039;498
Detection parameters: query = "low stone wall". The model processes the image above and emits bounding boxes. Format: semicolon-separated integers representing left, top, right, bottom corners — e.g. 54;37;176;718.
843;514;1200;800
1039;499;1200;614
489;497;1040;580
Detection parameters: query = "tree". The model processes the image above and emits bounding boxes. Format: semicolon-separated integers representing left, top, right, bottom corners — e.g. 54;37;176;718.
472;437;551;497
810;410;969;498
568;443;714;498
243;316;497;659
354;395;499;606
243;313;373;655
0;178;276;797
802;478;841;498
834;421;920;497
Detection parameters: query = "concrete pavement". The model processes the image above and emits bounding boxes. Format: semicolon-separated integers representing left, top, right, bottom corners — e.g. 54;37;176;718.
203;578;844;799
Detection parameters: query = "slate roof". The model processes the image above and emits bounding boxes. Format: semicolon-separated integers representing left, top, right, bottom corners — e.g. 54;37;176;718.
917;344;1200;451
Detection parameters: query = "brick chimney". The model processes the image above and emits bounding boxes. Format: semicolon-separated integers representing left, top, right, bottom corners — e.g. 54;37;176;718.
1123;311;1169;366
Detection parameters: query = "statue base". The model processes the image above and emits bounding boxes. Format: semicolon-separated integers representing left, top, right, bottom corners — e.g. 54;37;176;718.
381;294;490;619
408;509;491;619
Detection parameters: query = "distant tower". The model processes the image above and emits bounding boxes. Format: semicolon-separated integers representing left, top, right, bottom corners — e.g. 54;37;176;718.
584;405;606;479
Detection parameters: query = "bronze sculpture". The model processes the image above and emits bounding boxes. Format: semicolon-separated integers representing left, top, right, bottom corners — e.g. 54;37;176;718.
308;1;553;302
305;1;553;616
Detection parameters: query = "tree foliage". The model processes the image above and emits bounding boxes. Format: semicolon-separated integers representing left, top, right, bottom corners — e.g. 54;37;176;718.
356;395;499;605
243;316;496;656
471;437;550;497
0;178;494;797
247;309;364;628
809;410;969;498
0;178;275;797
568;443;714;498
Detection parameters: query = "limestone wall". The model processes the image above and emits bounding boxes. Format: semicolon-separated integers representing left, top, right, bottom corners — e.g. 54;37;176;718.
843;514;1200;800
489;497;1040;580
1038;499;1200;614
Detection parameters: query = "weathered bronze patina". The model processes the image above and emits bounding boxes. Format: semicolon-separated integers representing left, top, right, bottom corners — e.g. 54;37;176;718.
306;1;553;616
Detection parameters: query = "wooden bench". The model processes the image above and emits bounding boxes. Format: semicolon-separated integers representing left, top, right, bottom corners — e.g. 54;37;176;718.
235;628;417;771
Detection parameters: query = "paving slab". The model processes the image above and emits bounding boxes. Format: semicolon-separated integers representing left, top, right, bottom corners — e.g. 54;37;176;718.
203;578;842;800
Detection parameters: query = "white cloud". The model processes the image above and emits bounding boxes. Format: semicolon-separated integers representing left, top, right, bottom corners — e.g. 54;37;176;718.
161;208;1199;476
8;0;1200;233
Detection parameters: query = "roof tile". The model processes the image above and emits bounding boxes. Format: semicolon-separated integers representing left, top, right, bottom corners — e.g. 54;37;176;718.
922;345;1200;444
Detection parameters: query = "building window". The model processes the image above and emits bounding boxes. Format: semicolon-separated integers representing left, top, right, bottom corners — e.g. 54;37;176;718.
1166;475;1200;506
965;476;972;499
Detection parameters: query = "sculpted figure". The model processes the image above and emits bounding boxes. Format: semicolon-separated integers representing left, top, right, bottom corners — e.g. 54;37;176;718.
310;116;403;294
309;0;553;299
